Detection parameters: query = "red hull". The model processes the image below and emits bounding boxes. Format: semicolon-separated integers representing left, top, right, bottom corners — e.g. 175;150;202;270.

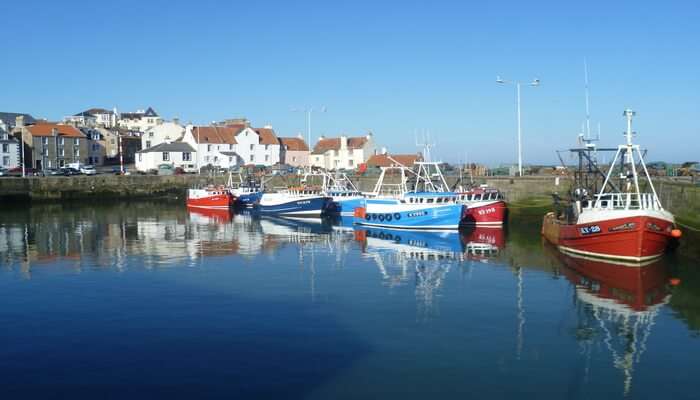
557;252;669;311
186;194;234;210
461;200;507;226
543;213;673;262
187;207;234;223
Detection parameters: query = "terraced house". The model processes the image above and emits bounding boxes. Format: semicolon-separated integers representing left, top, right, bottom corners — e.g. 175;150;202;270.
182;120;280;170
0;122;20;169
310;133;376;170
20;122;88;169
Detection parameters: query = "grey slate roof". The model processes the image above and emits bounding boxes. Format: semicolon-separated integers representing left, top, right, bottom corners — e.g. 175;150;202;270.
137;141;194;153
144;107;158;117
0;112;36;127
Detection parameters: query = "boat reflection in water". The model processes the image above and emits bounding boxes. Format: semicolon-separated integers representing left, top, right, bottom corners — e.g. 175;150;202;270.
187;207;234;224
461;226;505;260
555;249;671;396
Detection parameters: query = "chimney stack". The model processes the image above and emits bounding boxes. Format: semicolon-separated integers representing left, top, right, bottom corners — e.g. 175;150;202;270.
15;115;24;129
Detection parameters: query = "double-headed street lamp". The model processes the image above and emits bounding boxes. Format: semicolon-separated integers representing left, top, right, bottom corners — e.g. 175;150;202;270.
496;76;540;177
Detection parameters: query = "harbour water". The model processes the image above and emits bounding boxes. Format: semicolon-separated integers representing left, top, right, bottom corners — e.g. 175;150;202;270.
1;201;699;399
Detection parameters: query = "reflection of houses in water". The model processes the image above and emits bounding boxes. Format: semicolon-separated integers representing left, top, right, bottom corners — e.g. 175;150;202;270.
560;253;670;396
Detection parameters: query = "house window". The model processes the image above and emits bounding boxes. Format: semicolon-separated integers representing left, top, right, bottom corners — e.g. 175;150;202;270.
334;160;339;166
146;141;151;148
42;137;49;145
74;138;80;146
183;152;191;161
1;144;7;153
59;148;65;157
250;155;254;162
292;156;297;162
249;144;254;150
149;132;154;137
207;144;212;151
229;144;233;150
74;148;80;157
265;144;269;150
42;148;48;156
59;138;65;145
2;156;8;166
265;155;269;162
163;152;170;161
229;156;233;163
348;159;354;167
138;153;142;162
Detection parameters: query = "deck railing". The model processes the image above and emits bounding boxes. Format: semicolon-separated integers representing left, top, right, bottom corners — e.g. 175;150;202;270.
590;192;662;211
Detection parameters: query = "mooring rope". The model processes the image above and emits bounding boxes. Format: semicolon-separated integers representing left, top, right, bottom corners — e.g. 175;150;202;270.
677;221;700;232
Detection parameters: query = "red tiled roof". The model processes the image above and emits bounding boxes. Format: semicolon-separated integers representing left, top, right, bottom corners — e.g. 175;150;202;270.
192;126;243;144
254;127;279;145
27;123;85;138
366;153;422;168
312;136;368;154
278;137;309;151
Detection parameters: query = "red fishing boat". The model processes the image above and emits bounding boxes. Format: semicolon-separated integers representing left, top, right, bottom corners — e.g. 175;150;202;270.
542;109;681;262
186;185;235;210
456;186;507;226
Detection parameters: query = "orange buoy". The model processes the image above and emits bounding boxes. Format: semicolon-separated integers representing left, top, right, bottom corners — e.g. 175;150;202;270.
671;229;682;238
354;207;366;219
670;278;681;286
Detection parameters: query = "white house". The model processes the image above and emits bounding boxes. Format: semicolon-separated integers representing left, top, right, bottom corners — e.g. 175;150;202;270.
64;108;117;128
0;125;20;169
118;107;162;132
135;141;196;172
182;123;281;170
310;133;376;170
142;121;184;150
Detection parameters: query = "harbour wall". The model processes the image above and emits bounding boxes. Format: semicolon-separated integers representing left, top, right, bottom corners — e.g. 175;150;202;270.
0;174;697;225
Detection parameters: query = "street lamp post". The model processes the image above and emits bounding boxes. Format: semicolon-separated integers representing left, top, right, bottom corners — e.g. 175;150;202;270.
292;106;326;167
497;76;540;177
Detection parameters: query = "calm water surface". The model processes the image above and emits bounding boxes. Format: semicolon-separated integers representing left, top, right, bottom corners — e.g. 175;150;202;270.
1;201;699;399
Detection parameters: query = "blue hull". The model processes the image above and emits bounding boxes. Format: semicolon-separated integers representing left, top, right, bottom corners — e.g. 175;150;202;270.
257;196;331;217
355;203;464;230
235;192;263;208
327;198;366;216
359;227;465;254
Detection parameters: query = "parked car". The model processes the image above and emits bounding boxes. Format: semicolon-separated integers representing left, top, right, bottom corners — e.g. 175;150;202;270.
182;164;198;174
80;165;97;175
43;168;63;176
60;167;81;176
157;164;174;176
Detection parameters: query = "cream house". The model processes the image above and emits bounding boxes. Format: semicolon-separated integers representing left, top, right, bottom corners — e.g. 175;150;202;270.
142;121;185;150
310;133;376;170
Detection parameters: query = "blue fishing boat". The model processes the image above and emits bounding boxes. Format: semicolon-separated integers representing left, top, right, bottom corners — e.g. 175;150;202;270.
227;172;263;208
354;164;465;230
300;170;365;216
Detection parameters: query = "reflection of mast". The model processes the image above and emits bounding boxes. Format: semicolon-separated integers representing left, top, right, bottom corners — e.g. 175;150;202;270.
516;267;525;359
560;252;670;396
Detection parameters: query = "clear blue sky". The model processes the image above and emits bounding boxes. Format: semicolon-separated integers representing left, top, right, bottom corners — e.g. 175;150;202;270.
2;0;698;164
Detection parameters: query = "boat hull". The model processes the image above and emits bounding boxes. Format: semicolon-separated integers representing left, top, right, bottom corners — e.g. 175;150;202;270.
234;192;262;208
461;200;507;226
355;201;464;230
186;190;234;210
257;195;330;217
542;212;674;262
327;197;366;216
